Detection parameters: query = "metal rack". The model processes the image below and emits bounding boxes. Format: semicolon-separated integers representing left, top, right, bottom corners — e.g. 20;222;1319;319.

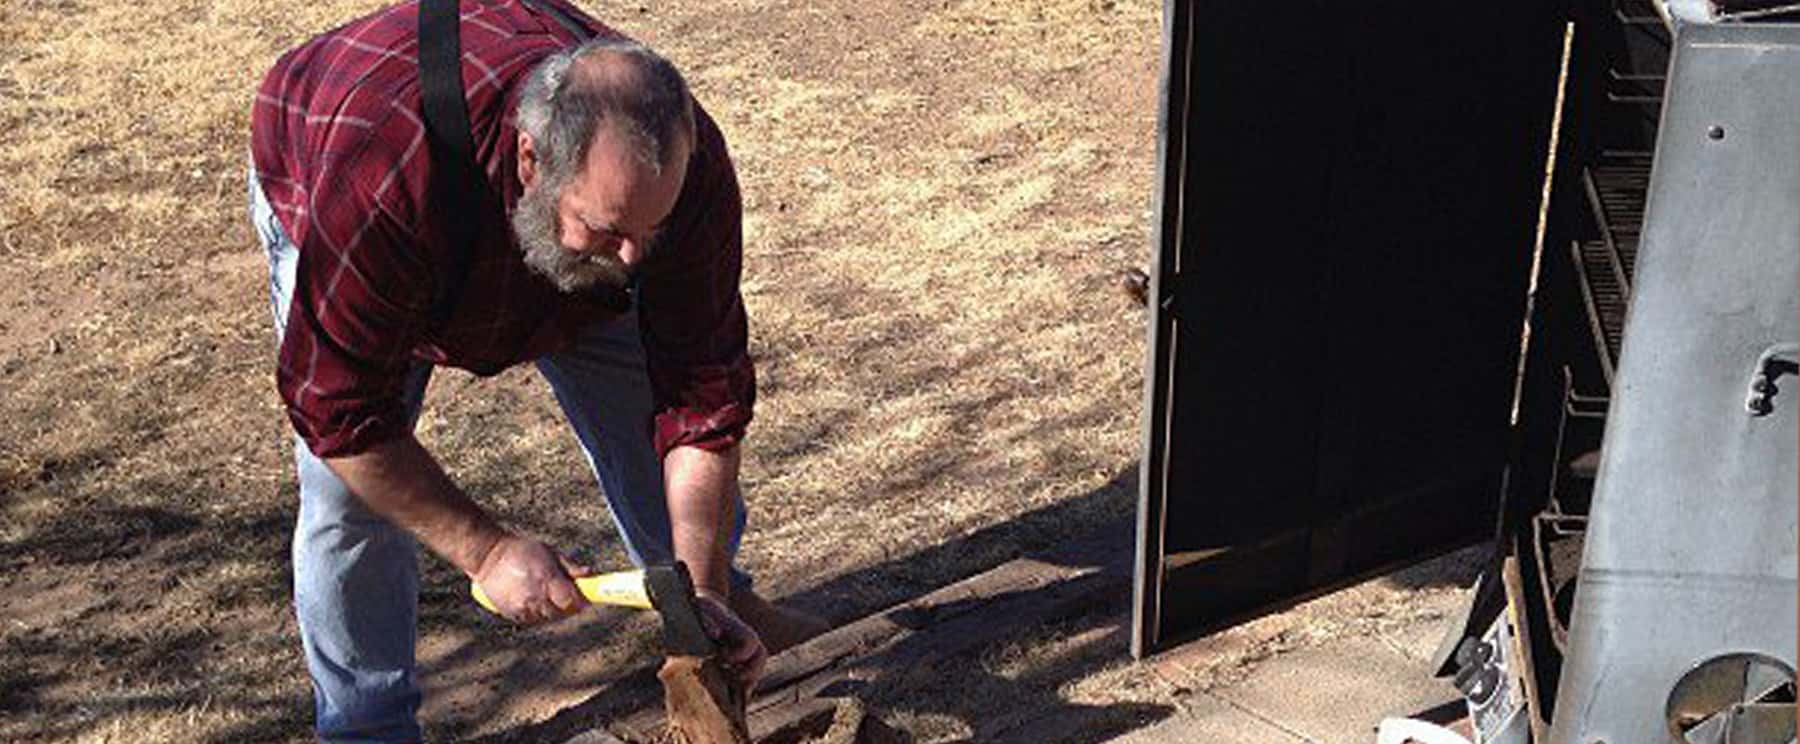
1570;151;1652;383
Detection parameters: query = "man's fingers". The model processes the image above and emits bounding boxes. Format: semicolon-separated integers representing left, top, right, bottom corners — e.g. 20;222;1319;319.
558;554;594;578
487;590;544;625
744;641;767;684
731;640;767;692
547;577;584;614
685;594;765;691
715;607;765;688
698;608;723;639
508;596;541;624
523;599;560;625
724;630;760;665
744;652;766;691
490;588;530;623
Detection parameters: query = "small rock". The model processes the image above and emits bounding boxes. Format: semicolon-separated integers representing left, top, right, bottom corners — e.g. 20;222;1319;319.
1115;267;1150;307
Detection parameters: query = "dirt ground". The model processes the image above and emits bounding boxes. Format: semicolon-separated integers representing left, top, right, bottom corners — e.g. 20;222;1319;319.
0;0;1164;740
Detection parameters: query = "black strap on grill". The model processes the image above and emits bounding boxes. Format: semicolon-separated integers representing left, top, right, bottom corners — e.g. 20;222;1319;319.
416;0;483;329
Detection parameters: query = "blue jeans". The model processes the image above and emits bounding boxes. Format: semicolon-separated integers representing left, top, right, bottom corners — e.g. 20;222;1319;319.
248;170;746;742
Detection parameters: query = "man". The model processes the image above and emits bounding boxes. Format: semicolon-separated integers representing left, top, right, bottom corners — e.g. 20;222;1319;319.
247;1;821;739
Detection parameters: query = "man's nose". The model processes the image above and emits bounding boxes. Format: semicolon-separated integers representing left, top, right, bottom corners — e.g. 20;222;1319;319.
616;238;644;266
560;222;593;254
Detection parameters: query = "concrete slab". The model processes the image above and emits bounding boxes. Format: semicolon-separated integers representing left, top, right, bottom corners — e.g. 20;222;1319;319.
1105;691;1310;744
1209;635;1459;744
1375;612;1455;666
1146;624;1265;689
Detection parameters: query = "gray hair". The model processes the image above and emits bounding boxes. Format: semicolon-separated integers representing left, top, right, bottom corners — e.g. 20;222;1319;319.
515;37;696;185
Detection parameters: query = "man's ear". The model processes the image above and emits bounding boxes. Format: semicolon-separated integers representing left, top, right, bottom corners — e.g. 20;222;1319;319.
517;131;539;188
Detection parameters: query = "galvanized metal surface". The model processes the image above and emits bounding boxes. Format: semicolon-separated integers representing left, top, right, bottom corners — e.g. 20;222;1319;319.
1546;22;1800;744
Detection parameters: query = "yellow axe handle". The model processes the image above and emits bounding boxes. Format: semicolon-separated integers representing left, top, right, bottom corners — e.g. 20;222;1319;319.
470;568;653;614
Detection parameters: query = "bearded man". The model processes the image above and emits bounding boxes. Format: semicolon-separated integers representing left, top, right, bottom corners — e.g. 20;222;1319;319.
247;1;822;739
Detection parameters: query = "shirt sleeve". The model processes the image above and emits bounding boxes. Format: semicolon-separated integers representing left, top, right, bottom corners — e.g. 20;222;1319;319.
636;105;756;457
275;120;433;459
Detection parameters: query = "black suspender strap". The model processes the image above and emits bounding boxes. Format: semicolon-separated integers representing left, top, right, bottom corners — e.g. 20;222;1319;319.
415;0;593;329
416;0;483;329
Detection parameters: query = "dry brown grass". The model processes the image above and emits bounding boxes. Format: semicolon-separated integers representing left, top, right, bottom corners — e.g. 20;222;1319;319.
0;0;1162;740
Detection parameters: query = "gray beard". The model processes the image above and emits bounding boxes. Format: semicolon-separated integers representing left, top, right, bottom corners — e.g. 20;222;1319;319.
512;182;630;293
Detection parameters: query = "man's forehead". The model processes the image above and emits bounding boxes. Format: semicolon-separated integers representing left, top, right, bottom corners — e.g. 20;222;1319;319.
580;121;690;176
560;139;688;233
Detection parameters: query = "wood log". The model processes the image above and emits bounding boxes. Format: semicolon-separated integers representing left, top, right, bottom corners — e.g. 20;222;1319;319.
658;655;751;744
607;525;1128;742
596;524;1130;744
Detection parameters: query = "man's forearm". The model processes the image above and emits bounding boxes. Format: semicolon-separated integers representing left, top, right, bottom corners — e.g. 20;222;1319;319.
324;435;506;576
663;443;741;598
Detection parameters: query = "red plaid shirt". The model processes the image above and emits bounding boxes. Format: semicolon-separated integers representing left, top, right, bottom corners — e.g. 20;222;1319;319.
251;0;753;459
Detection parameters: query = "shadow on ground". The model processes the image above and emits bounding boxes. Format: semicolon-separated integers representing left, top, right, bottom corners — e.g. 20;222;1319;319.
0;439;641;744
0;437;1488;744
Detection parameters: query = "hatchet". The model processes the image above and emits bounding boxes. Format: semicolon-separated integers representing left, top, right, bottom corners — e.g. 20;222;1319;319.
470;561;716;657
471;562;750;742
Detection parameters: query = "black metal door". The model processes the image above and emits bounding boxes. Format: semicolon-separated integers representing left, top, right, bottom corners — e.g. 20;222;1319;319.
1133;0;1569;657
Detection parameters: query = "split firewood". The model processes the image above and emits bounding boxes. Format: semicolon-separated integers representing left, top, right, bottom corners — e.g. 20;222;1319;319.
657;655;750;744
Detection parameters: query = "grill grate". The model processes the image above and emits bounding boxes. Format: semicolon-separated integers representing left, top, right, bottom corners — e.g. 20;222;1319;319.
1572;151;1655;383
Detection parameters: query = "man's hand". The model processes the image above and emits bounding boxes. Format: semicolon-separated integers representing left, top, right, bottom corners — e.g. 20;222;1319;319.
471;535;594;624
694;590;766;691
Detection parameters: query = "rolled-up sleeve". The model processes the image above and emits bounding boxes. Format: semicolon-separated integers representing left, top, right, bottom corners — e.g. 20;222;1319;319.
637;105;756;457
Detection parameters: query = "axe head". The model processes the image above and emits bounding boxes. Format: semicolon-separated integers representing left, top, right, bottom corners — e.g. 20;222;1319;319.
645;562;718;658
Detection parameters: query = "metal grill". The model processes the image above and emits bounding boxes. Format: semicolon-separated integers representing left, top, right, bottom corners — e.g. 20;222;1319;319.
1500;0;1671;726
